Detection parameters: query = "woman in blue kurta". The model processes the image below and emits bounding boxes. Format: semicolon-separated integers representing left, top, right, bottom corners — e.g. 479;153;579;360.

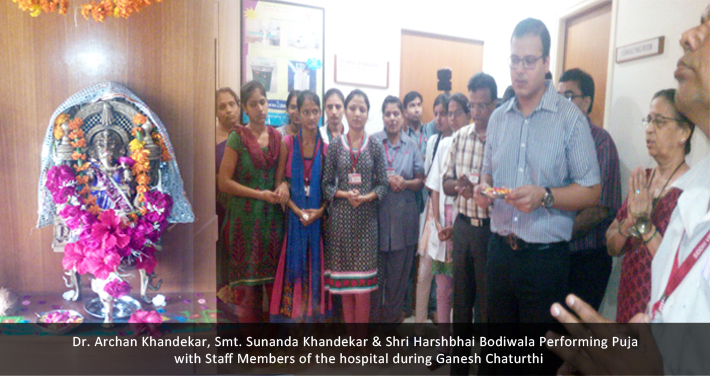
270;91;330;322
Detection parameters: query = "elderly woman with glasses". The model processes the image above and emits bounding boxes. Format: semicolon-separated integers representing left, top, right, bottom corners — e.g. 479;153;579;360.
605;88;695;323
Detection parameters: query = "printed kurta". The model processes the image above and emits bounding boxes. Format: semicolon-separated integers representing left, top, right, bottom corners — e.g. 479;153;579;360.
322;135;388;294
218;130;284;287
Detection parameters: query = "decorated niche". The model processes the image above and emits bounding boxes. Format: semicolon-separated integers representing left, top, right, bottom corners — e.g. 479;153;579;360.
36;82;194;322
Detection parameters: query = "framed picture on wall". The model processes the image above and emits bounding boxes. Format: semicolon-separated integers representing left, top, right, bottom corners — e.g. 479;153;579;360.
241;0;325;127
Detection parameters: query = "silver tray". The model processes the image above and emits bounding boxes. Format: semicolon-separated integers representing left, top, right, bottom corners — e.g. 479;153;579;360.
84;295;142;319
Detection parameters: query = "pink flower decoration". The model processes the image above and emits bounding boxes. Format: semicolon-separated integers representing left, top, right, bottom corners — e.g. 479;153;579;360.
135;246;157;274
118;156;135;167
61;240;91;275
80;229;101;249
91;210;130;251
127;220;150;249
54;186;76;204
129;309;162;324
84;247;122;280
46;165;75;191
104;279;131;299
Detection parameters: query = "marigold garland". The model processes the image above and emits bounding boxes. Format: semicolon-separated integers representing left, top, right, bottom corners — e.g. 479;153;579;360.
130;120;151;207
64;116;100;215
11;0;163;22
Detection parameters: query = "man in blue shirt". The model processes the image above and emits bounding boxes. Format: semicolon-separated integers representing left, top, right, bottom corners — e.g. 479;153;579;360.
474;18;601;324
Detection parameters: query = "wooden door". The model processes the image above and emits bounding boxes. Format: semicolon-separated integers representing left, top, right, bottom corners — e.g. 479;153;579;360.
400;30;484;123
563;2;612;127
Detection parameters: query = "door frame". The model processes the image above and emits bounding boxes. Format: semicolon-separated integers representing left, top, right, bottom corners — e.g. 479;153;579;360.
556;0;618;128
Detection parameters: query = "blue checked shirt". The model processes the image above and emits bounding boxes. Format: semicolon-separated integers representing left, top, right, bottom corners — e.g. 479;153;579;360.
482;81;600;243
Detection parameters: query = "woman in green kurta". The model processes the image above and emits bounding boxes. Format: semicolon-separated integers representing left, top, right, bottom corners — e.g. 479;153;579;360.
217;81;289;323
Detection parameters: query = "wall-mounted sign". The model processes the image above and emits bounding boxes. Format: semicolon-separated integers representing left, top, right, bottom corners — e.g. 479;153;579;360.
616;36;664;63
334;55;389;88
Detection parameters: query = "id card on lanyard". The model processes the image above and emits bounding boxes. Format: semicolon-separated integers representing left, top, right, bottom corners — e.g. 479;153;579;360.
469;170;480;184
300;132;321;197
348;133;364;186
384;140;398;177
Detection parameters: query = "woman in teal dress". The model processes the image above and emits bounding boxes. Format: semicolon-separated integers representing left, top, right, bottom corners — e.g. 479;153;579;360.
217;80;289;323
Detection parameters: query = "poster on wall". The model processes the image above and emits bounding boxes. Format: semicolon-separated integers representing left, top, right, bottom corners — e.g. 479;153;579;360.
242;0;324;127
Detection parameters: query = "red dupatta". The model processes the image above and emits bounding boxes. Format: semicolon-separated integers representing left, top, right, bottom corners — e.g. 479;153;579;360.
233;125;282;170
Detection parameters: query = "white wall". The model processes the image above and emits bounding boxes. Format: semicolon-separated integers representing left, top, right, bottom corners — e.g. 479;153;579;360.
606;0;709;193
218;0;586;133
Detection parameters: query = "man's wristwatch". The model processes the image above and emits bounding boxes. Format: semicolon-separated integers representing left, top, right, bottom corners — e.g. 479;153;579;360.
542;187;554;209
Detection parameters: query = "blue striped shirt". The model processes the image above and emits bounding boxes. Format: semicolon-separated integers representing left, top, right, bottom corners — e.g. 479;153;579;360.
482;81;600;243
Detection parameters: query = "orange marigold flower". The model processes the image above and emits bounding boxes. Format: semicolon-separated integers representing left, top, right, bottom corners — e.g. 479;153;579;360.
139;206;148;215
87;204;101;216
83;195;97;206
68;118;83;130
133;114;148;125
58;0;68;14
74;163;90;172
136;185;148;194
80;3;92;19
78;186;91;196
70;139;87;148
76;175;89;185
136;173;150;186
131;149;150;163
71;151;86;161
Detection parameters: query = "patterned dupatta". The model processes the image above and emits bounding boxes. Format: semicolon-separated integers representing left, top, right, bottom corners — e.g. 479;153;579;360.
233;125;281;170
286;129;323;313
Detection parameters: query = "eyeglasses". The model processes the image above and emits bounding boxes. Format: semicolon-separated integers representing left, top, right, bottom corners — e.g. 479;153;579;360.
508;55;544;70
467;101;494;111
559;91;585;101
642;115;683;129
448;109;465;118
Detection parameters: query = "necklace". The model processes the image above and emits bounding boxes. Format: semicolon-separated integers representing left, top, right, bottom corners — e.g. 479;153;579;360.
651;161;685;205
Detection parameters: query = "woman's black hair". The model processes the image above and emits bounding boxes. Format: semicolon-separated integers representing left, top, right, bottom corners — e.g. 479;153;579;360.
652;88;695;155
297;90;321;111
240;81;267;108
426;93;452;176
344;89;370;112
381;95;404;114
449;93;471;115
433;93;450;111
287;90;301;108
324;88;345;105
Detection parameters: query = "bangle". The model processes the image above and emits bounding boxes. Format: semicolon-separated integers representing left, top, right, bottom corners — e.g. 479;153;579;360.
643;226;658;244
618;219;632;238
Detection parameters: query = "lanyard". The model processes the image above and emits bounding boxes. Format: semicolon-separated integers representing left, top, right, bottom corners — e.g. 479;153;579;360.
383;140;399;168
298;131;320;184
652;227;710;319
412;129;424;149
347;133;364;173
